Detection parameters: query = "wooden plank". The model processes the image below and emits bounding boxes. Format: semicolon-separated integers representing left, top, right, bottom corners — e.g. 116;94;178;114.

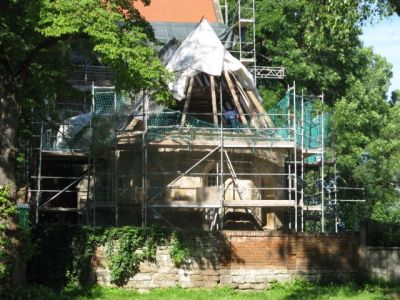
149;201;220;208
224;200;295;207
231;74;267;128
210;75;218;126
180;77;195;127
246;90;274;127
303;205;323;211
39;207;80;212
224;71;248;125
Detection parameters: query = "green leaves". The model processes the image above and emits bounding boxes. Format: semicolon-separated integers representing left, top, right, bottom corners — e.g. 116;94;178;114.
104;226;162;286
1;0;170;109
0;186;17;283
248;0;398;226
34;0;169;97
169;230;191;268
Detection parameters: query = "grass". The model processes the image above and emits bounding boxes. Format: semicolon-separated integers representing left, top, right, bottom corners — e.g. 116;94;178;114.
2;280;399;300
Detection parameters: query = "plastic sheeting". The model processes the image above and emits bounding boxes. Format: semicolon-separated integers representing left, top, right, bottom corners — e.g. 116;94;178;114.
55;112;92;149
165;19;256;101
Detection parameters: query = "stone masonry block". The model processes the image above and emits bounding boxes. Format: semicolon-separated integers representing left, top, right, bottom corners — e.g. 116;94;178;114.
232;275;244;284
250;283;267;290
139;262;157;273
220;275;232;284
132;273;152;281
244;275;260;283
238;283;251;289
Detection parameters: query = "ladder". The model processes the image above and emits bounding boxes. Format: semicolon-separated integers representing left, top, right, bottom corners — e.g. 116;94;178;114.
224;150;244;201
224;150;263;229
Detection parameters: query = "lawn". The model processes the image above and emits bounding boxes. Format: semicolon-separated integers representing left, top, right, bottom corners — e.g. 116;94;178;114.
3;280;399;300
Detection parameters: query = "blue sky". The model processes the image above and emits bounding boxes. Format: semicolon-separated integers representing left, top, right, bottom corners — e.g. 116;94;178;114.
361;15;400;97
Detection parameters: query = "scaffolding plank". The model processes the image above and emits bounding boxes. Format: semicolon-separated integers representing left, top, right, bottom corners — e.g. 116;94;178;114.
224;200;295;207
224;71;248;125
149;201;221;208
303;205;323;211
210;75;218;126
180;76;195;127
146;138;295;149
38;207;80;212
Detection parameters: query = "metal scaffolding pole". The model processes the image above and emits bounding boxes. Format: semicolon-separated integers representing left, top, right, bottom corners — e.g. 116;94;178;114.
142;92;148;228
113;91;119;226
321;92;325;233
293;82;298;232
252;0;257;85
300;90;305;232
334;158;338;233
35;122;44;224
91;82;96;226
238;0;242;63
219;77;224;230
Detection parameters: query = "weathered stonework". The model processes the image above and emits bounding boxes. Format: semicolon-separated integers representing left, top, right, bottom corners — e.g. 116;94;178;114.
93;231;360;290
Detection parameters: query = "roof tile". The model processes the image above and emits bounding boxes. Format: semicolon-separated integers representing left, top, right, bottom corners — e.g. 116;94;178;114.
133;0;218;23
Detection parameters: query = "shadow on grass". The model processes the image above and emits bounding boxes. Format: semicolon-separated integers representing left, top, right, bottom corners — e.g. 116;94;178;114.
268;279;400;300
1;281;399;300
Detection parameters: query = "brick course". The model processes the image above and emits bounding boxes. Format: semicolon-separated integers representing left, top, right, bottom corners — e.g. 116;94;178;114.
94;231;360;289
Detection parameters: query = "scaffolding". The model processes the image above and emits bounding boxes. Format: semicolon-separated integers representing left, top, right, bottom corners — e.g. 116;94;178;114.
27;0;357;232
29;77;336;232
221;0;285;82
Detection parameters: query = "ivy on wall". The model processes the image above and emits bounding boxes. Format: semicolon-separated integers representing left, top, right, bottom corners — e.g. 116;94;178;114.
0;186;16;282
0;186;34;285
27;225;197;288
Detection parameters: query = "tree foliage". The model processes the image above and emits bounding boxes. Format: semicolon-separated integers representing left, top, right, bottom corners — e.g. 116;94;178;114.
0;0;170;284
244;0;399;226
0;0;170;187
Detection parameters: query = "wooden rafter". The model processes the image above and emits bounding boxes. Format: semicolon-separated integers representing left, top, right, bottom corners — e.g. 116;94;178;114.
246;90;274;128
223;71;248;125
210;75;218;126
180;76;195;127
231;74;265;128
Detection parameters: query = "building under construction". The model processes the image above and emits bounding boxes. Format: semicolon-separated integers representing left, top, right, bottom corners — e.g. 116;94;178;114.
27;0;343;232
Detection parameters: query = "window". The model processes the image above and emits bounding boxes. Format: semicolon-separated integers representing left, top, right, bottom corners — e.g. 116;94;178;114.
206;169;217;187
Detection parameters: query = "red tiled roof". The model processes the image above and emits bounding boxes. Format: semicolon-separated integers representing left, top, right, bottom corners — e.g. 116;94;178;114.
133;0;218;23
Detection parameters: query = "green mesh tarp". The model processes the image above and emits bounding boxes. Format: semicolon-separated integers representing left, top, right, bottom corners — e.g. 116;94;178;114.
267;92;329;149
268;93;291;141
92;89;129;145
93;89;126;115
74;89;329;150
145;92;329;149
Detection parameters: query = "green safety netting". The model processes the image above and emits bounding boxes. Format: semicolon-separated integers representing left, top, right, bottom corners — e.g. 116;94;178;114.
93;89;127;115
92;89;130;145
268;93;291;140
267;92;329;149
145;92;329;149
51;89;329;151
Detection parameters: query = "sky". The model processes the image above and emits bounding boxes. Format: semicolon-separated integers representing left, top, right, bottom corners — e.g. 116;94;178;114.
361;15;400;97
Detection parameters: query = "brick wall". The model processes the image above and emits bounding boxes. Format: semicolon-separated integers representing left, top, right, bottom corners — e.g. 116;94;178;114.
93;231;360;290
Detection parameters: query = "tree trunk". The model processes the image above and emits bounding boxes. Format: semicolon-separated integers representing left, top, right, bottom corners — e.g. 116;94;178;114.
0;71;25;285
0;75;18;195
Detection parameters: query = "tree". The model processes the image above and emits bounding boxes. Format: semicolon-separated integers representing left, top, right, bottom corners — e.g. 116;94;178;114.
252;0;395;105
0;0;169;194
333;48;394;227
0;0;172;285
390;89;400;105
245;0;397;226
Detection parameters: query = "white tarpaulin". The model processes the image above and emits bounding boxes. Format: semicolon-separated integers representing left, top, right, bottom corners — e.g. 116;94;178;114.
56;112;92;149
166;19;256;100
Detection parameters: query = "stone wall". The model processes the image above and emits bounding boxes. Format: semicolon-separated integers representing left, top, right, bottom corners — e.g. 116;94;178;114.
360;247;400;282
93;231;360;289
